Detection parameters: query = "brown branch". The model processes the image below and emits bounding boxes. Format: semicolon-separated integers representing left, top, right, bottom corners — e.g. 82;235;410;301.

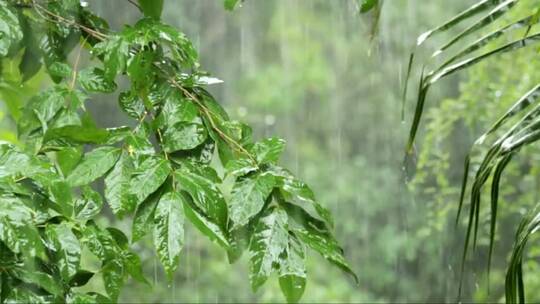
166;75;258;166
32;1;108;41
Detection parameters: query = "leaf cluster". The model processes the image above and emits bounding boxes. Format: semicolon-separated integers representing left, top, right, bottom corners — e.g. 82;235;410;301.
0;0;355;303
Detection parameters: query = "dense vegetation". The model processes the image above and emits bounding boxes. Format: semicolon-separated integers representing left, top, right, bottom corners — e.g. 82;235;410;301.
0;0;355;303
1;0;540;303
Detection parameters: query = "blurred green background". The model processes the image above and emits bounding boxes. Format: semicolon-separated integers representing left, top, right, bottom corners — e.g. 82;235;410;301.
3;0;540;302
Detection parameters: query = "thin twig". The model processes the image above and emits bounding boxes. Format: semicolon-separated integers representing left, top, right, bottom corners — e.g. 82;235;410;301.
32;1;108;41
31;1;256;166
69;36;88;90
167;75;258;165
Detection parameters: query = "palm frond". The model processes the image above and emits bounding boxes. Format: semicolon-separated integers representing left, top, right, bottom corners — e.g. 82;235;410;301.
405;0;540;300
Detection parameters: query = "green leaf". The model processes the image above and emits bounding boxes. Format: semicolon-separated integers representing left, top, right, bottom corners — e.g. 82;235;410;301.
82;222;119;260
105;152;135;215
158;90;199;127
69;270;95;287
0;196;44;257
359;0;378;13
5;288;53;303
225;157;258;177
45;124;111;144
0;144;32;178
54;147;83;177
182;193;230;249
248;207;289;291
132;190;160;242
229;172;275;227
128;156;171;206
118;91;145;119
78;67;117;93
137;0;164;19
153;191;185;281
124;251;149;284
18;86;66;135
48;62;72;78
251;137;285;164
295;227;358;284
174;169;228;230
94;35;129;81
163;122;207;153
102;259;125;301
269;165;334;227
67;292;110;304
224;0;241;11
18;14;42;82
0;3;23;56
74;186;104;221
46;222;81;280
48;179;74;217
278;234;306;303
67;146;121;187
13;268;63;296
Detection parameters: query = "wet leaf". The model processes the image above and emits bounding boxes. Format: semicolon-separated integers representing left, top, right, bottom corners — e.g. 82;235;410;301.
129;156;171;206
229;172;275;227
153;191;184;280
67;146;121;187
46;222;81;280
105;152;135;215
248;207;288;291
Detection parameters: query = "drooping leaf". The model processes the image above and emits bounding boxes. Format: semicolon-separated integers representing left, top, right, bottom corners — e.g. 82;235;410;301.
102;259;125;301
46;222;82;280
181;193;230;249
278;234;307;303
132;190;160;242
124;251;149;284
174;169;228;230
269;165;334;227
104;151;135;215
295;227;358;284
248;207;289;291
137;0;164;19
153;191;185;281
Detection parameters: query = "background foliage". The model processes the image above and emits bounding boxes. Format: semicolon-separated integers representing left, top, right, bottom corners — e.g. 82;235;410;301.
2;0;540;303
